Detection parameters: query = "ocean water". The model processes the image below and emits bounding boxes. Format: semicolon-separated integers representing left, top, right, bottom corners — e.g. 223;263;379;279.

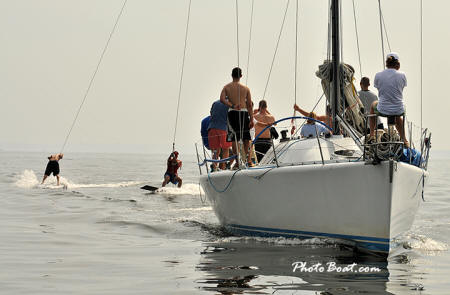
0;151;449;294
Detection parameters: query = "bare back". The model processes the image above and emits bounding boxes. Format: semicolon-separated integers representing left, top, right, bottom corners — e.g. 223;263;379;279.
222;82;251;110
255;112;275;138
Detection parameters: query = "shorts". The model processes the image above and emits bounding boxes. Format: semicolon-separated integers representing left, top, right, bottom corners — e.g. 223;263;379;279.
227;110;251;142
254;138;272;162
208;129;232;150
373;102;404;117
44;160;60;176
164;172;178;185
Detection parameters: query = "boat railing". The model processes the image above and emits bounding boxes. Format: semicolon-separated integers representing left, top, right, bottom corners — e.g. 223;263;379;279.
363;113;432;169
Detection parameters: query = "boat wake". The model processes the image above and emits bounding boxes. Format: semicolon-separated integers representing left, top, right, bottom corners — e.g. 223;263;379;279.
155;183;204;196
397;233;448;253
14;170;144;190
212;236;342;247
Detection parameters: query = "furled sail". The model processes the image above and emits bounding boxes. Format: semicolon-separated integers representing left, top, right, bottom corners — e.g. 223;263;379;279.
316;61;366;135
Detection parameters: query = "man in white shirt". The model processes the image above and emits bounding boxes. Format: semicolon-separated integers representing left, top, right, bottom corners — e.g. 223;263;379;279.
369;52;408;146
358;77;383;130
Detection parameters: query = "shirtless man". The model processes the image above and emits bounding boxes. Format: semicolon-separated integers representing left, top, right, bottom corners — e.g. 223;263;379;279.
220;67;254;168
254;100;275;162
42;153;64;186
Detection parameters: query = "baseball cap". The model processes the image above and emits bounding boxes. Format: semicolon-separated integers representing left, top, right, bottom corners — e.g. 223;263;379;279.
386;52;399;61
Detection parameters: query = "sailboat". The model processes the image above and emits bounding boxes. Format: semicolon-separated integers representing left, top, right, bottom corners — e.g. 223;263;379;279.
197;0;431;254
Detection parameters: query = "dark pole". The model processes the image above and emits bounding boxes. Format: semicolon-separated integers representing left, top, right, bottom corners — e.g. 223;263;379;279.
331;0;340;133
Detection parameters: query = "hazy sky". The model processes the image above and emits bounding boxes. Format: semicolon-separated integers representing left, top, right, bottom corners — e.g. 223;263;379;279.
1;0;449;154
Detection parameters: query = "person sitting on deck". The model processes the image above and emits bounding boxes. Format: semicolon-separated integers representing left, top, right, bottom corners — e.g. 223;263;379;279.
300;112;332;138
41;153;64;186
162;151;182;188
369;52;409;147
208;100;232;171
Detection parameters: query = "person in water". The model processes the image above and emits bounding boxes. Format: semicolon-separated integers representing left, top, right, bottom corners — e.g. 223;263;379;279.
41;153;64;186
220;67;254;168
162;151;182;188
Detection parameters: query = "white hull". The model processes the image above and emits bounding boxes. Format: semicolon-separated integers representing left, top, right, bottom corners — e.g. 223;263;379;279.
200;160;427;253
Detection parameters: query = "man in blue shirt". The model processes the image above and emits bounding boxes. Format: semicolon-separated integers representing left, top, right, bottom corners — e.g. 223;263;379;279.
208;100;232;170
300;112;332;138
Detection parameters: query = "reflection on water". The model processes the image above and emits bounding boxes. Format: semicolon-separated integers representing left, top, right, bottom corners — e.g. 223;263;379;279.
195;238;433;294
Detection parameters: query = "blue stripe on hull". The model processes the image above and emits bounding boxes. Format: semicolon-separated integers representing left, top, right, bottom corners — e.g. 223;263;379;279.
227;224;390;253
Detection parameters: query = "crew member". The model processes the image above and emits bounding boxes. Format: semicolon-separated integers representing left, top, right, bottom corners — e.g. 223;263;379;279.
369;52;408;146
220;67;254;168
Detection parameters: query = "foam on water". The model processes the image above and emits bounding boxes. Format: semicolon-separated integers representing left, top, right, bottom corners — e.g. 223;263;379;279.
402;234;448;252
14;170;144;190
214;236;339;246
156;183;204;196
14;169;40;188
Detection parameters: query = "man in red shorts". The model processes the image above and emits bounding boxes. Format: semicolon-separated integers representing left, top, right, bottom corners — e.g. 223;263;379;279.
162;151;182;188
208;100;232;171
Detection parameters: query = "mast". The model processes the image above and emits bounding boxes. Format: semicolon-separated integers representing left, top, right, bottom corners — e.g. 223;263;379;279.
331;0;340;132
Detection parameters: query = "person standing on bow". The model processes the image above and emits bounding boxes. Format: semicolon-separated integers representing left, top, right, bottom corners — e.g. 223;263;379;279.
369;52;408;146
254;100;276;162
162;151;182;188
41;153;64;186
220;67;254;169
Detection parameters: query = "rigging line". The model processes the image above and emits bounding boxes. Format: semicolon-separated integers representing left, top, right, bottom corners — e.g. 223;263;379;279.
327;0;331;62
245;0;255;85
59;0;128;153
378;0;385;69
294;0;299;105
339;0;343;62
262;0;290;100
291;0;299;128
420;0;423;131
351;0;362;78
380;11;392;52
172;0;192;151
235;0;240;67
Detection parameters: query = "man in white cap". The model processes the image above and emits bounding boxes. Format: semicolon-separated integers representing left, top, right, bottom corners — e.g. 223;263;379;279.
369;52;408;146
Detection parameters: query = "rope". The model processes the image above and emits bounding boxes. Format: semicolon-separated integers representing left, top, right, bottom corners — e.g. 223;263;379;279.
172;0;192;152
294;0;299;106
235;0;240;67
378;0;385;69
245;0;255;85
59;0;127;153
262;0;290;100
207;169;240;193
420;0;423;132
380;11;392;52
351;0;362;78
235;0;244;166
291;0;299;130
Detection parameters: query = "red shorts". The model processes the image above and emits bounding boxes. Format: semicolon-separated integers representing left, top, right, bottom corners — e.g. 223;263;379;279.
208;129;232;150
